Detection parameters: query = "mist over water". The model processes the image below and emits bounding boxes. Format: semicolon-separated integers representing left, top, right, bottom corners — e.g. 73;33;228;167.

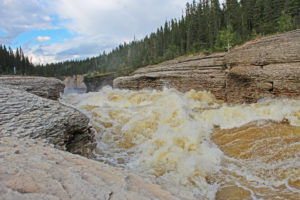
61;87;300;200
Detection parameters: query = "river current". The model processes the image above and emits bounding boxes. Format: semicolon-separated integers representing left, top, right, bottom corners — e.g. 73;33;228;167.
62;87;300;200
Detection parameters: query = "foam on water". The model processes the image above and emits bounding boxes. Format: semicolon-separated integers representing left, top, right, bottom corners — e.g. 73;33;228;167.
61;87;300;199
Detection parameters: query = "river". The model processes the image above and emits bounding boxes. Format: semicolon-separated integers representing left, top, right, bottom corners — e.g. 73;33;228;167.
61;87;300;200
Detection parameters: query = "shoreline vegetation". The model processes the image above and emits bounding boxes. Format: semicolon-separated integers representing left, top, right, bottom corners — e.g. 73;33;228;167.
1;0;300;78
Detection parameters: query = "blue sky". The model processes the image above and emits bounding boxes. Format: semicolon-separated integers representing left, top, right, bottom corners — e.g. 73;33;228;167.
0;0;195;64
0;0;225;64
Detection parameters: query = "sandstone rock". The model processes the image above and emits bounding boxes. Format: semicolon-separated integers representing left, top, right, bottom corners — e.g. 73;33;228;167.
224;30;300;103
0;85;95;157
0;76;64;100
225;63;300;103
114;53;227;100
114;30;300;103
0;137;197;200
225;29;300;67
84;73;115;92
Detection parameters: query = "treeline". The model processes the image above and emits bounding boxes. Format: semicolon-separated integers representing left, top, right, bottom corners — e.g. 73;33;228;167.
1;0;300;77
0;45;35;75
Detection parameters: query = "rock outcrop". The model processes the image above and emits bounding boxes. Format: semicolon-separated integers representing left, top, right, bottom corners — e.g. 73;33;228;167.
224;30;300;103
0;136;197;200
225;30;300;67
114;30;300;103
0;85;95;157
84;73;115;92
114;53;227;100
0;76;64;100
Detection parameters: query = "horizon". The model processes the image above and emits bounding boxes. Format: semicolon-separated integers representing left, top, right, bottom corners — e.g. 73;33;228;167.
0;0;195;65
0;0;226;65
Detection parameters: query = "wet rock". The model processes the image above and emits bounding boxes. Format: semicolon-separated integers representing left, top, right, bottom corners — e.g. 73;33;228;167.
0;76;64;100
0;85;95;158
0;137;197;200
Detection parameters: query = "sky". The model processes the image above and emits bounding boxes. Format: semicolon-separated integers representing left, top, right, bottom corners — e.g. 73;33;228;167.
0;0;226;64
0;0;198;64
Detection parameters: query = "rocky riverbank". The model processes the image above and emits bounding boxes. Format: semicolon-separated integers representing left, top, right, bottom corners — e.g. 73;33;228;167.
114;30;300;103
0;76;195;200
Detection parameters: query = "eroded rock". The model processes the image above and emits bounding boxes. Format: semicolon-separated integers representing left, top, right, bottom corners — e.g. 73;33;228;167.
84;73;115;92
0;76;64;100
114;53;227;100
0;137;197;200
225;29;300;67
225;63;300;103
0;85;95;157
114;30;300;103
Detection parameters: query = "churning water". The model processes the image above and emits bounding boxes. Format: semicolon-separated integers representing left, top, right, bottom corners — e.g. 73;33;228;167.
62;87;300;200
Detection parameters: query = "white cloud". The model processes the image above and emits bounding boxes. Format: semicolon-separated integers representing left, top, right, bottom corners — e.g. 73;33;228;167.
51;0;189;44
2;0;191;64
25;35;114;64
0;0;54;44
37;36;51;42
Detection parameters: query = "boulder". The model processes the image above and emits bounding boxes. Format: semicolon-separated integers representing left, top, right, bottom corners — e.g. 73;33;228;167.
0;85;95;158
0;136;197;200
0;76;64;100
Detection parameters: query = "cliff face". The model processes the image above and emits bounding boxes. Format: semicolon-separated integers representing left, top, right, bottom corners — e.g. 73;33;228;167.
114;30;300;103
225;30;300;103
114;53;227;100
84;73;115;92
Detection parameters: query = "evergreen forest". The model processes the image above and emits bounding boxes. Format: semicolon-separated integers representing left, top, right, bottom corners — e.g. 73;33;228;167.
1;0;300;77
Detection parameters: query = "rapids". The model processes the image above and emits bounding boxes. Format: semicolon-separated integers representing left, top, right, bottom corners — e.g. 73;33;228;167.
61;87;300;200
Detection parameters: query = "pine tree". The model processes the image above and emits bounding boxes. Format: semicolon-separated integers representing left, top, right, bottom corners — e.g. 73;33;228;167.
278;11;293;32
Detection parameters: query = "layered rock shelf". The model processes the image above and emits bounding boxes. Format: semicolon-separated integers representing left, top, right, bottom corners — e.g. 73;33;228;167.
114;30;300;103
225;29;300;103
0;76;64;100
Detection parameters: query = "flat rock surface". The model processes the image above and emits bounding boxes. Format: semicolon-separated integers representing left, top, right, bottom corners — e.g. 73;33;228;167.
0;85;95;157
0;76;64;100
0;137;197;200
225;29;300;66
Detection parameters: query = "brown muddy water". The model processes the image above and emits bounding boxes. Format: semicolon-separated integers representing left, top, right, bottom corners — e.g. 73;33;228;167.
62;87;300;200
